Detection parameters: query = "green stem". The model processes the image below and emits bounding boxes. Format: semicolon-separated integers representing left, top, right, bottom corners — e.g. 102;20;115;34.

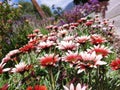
88;71;91;86
100;67;105;90
28;52;32;64
50;68;55;90
96;67;99;90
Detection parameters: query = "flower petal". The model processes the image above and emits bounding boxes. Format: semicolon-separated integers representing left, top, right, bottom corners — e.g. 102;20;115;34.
96;61;107;65
63;86;69;90
77;69;85;74
76;83;81;90
70;83;74;90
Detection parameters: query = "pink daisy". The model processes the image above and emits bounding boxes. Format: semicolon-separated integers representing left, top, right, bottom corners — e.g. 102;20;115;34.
63;83;87;90
57;41;77;51
63;51;81;63
87;45;112;57
75;35;90;44
11;62;27;73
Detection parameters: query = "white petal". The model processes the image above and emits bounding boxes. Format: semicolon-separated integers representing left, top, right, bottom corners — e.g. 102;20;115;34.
95;55;103;61
3;68;11;72
82;85;87;90
96;61;107;65
63;86;69;90
91;52;96;59
0;63;6;68
77;69;84;74
76;83;82;90
70;83;74;90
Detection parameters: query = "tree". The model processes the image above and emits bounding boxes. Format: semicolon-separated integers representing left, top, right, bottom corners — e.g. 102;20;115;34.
41;4;53;17
73;0;88;5
31;0;46;19
19;1;34;15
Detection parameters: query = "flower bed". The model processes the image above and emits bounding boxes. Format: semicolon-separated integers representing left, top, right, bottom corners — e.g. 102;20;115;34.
0;15;120;90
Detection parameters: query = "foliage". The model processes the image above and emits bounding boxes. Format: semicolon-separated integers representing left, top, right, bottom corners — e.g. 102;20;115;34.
73;0;88;5
19;1;35;15
52;5;63;21
0;2;22;58
19;1;53;19
18;1;54;28
41;4;53;17
19;1;41;19
0;2;21;35
0;2;34;60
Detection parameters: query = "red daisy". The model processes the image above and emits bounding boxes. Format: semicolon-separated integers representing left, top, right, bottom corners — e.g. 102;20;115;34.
29;38;39;45
34;85;47;90
19;43;35;53
110;58;120;70
90;34;106;45
26;85;47;90
39;54;59;66
26;86;33;90
85;21;93;26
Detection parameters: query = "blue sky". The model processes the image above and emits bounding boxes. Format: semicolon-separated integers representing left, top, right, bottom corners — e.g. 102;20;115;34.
36;0;73;9
8;0;18;5
4;0;73;9
0;0;18;5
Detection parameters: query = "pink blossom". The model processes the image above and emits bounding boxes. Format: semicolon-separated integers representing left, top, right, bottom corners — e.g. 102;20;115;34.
2;49;20;63
0;62;10;74
63;51;81;63
33;29;40;33
87;45;112;57
75;35;90;44
45;25;53;30
57;41;77;51
37;40;55;49
11;62;27;73
57;30;68;37
63;83;87;90
63;36;75;41
80;51;106;68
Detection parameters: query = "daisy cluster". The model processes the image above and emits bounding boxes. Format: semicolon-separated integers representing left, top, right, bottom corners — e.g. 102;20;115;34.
0;15;119;90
